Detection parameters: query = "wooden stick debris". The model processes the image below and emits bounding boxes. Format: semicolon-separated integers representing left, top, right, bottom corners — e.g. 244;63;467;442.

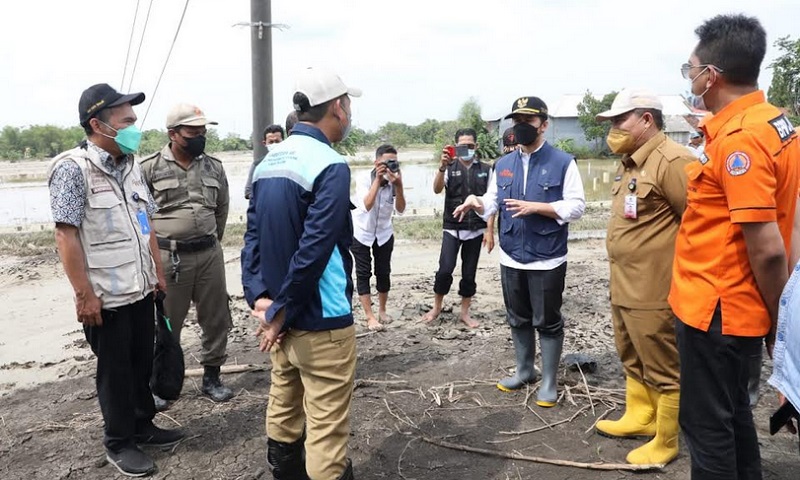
184;364;267;377
420;436;665;472
499;405;589;435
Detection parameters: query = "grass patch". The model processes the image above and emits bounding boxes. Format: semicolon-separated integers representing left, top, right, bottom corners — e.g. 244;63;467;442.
393;215;442;240
0;230;56;256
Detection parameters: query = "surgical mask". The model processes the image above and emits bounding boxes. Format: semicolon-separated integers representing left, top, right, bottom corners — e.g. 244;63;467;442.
463;149;476;162
513;122;540;146
689;66;712;111
98;120;142;155
339;104;352;141
180;134;206;157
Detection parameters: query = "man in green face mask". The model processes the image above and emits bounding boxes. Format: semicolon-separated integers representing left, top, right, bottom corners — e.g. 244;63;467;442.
47;83;184;477
594;88;694;466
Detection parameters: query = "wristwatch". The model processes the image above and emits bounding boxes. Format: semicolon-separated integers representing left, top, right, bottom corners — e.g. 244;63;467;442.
438;166;446;172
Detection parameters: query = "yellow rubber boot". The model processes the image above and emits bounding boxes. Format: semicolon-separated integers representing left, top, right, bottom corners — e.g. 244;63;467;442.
626;390;680;465
596;377;656;438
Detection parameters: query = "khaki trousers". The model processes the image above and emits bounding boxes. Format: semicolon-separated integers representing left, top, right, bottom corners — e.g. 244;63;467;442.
267;325;356;480
159;243;231;366
611;305;680;392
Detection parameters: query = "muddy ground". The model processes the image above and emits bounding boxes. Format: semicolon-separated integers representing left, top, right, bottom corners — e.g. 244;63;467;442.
0;237;797;480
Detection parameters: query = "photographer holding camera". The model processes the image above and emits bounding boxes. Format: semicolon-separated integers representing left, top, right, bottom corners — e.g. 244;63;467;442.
421;128;493;328
351;144;406;331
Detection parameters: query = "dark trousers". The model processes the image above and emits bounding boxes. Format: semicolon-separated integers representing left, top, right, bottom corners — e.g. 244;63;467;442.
84;293;157;452
499;263;566;337
351;236;394;296
676;307;762;480
434;232;482;297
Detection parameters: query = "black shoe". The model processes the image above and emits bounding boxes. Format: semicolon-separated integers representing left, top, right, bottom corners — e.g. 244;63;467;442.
135;423;185;448
267;436;309;480
106;445;156;477
152;394;170;412
202;366;234;402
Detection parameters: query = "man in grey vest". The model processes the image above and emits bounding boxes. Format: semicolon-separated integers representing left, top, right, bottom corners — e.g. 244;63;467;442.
48;83;184;477
455;96;586;407
140;103;233;406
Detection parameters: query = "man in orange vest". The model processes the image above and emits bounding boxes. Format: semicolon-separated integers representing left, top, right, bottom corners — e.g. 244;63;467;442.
671;14;800;479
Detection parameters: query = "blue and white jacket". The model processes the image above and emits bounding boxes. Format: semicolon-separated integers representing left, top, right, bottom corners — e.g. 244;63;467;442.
241;123;354;331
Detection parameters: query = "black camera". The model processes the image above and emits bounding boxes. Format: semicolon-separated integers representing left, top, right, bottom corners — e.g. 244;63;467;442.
382;159;400;173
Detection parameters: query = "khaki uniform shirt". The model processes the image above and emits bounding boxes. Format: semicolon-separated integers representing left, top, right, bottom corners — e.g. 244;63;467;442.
606;132;694;309
140;145;229;242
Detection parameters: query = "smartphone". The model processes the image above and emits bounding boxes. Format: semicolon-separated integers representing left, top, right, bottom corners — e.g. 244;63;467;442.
445;145;456;158
455;145;469;158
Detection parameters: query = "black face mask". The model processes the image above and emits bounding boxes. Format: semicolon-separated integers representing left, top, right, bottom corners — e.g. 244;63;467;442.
513;122;540;146
180;134;206;157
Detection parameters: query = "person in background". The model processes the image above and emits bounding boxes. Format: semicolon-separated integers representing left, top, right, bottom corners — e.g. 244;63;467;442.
453;96;585;408
502;127;518;154
244;111;298;199
350;144;406;331
421;128;493;329
140;103;233;406
686;130;705;158
48;83;183;477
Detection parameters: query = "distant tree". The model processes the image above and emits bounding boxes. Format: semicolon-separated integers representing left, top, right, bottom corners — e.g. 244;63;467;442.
377;122;413;148
413;118;440;144
139;129;168;156
205;129;222;153
767;35;800;124
333;127;366;156
576;90;617;150
221;132;249;151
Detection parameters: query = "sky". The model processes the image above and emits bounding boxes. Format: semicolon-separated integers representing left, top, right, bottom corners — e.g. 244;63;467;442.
1;0;798;138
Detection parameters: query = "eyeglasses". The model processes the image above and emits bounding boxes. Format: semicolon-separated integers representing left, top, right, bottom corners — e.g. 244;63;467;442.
681;63;724;80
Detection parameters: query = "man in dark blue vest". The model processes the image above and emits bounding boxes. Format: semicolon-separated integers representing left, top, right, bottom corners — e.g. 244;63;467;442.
421;128;493;328
454;96;585;407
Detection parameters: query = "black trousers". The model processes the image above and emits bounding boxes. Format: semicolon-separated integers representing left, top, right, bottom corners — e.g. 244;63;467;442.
84;293;157;452
434;232;482;298
350;236;394;296
676;307;762;480
499;263;566;337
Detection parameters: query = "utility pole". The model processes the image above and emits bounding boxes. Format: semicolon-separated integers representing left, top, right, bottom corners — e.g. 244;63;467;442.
251;0;272;163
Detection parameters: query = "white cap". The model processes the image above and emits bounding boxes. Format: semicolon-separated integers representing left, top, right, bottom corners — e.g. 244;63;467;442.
293;67;362;110
596;88;663;120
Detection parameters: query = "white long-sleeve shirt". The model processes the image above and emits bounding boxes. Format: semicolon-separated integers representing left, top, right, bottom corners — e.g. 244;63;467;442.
478;146;585;270
351;169;402;246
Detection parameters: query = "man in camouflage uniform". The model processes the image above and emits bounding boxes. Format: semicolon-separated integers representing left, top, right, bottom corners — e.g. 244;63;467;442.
140;103;233;406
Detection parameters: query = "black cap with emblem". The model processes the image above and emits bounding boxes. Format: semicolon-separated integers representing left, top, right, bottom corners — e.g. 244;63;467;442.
504;96;549;119
79;83;145;126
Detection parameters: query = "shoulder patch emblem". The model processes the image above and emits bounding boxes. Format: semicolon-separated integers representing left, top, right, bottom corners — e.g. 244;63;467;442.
499;169;514;178
725;152;751;176
698;153;709;165
768;114;795;142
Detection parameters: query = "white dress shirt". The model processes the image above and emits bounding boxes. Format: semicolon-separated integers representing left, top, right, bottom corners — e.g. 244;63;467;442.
479;143;585;270
352;169;400;246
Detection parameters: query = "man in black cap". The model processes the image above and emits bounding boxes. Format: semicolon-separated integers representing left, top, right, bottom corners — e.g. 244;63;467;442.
47;83;184;477
454;96;585;408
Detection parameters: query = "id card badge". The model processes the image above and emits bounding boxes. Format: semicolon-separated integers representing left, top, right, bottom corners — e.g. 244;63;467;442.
624;194;638;219
136;209;151;235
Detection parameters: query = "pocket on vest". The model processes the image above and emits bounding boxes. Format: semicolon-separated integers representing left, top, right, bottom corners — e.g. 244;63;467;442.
201;176;220;208
86;248;140;297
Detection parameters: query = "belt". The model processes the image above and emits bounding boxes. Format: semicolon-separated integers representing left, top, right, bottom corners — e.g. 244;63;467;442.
157;235;217;253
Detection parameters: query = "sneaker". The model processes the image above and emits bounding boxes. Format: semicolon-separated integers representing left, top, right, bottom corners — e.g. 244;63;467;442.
106;445;156;477
135;422;185;448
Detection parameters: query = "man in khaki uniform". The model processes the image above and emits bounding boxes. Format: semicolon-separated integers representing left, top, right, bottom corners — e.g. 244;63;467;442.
140;103;233;405
594;88;694;465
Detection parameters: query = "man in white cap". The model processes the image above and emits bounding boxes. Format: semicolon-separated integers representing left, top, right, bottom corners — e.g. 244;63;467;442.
140;103;233;407
594;88;694;465
685;130;705;158
242;67;361;480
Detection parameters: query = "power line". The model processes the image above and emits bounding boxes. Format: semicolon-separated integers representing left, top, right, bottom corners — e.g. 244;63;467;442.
120;0;141;89
140;0;190;129
126;0;155;92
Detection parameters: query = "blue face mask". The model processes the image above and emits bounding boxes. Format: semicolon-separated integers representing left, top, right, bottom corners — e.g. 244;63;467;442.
98;120;142;155
463;149;476;162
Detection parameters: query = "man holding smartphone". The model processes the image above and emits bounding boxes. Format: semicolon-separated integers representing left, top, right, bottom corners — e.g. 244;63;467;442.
421;128;493;328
